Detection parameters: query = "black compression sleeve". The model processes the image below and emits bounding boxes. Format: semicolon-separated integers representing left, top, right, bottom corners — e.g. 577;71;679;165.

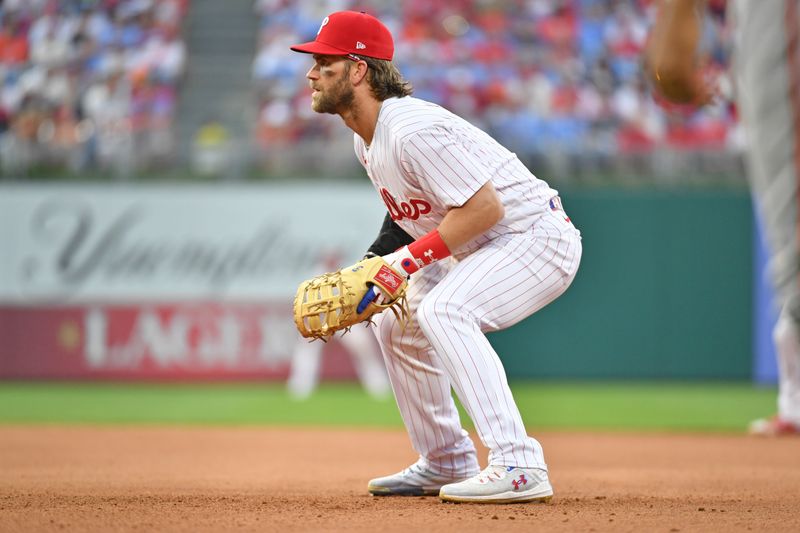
365;212;415;258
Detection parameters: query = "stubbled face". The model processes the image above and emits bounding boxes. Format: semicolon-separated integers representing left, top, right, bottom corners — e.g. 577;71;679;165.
307;55;354;114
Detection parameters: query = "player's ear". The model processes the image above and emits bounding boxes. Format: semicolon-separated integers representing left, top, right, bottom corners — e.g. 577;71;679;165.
351;60;369;85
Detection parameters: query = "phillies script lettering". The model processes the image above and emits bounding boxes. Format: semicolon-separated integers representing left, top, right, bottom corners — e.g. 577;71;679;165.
380;188;432;221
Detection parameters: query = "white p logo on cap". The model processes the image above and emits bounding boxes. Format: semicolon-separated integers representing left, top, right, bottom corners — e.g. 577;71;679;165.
317;16;329;35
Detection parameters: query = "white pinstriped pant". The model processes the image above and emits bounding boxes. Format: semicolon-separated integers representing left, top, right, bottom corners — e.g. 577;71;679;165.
372;207;582;474
732;0;800;421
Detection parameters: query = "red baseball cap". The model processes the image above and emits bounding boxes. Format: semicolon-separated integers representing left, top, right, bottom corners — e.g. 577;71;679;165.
290;11;394;61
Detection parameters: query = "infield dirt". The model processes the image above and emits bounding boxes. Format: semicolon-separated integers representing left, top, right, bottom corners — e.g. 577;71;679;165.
1;426;798;532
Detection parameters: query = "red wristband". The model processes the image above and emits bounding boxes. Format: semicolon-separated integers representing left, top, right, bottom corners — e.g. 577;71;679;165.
408;229;451;267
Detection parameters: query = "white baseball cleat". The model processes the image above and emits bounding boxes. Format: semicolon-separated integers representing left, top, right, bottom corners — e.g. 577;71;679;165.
368;459;478;496
439;465;554;504
748;415;800;436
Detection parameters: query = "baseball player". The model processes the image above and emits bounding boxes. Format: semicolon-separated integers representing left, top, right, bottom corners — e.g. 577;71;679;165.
288;250;391;400
290;11;582;503
287;317;391;400
646;0;800;435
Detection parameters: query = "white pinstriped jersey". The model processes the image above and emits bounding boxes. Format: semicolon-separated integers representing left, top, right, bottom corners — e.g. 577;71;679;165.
352;95;582;476
354;96;559;258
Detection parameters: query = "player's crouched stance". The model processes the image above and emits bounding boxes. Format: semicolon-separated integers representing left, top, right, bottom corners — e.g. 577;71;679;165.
290;11;581;503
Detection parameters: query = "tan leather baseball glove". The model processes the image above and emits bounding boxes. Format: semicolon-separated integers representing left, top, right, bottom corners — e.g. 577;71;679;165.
293;256;408;341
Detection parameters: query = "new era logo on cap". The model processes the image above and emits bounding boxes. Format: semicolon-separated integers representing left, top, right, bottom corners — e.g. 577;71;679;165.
290;11;394;61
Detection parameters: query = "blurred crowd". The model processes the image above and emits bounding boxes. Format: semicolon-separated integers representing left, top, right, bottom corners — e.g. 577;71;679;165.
0;0;187;177
0;0;740;183
253;0;741;183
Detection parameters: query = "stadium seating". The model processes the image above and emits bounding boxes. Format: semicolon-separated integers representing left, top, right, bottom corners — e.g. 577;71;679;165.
0;0;188;176
252;0;741;183
0;0;739;182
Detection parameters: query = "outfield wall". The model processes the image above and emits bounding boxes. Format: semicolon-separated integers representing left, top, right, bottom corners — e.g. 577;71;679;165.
0;183;385;381
492;188;753;379
0;183;753;380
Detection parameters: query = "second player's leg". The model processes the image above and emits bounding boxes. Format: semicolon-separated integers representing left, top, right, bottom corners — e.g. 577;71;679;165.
734;0;800;433
774;309;800;426
286;336;323;399
340;326;391;400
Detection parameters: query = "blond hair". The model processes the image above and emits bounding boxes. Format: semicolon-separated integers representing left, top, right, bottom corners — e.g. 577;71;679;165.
362;56;413;100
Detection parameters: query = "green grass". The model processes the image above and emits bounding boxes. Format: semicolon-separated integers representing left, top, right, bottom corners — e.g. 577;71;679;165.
0;381;778;433
513;382;777;432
